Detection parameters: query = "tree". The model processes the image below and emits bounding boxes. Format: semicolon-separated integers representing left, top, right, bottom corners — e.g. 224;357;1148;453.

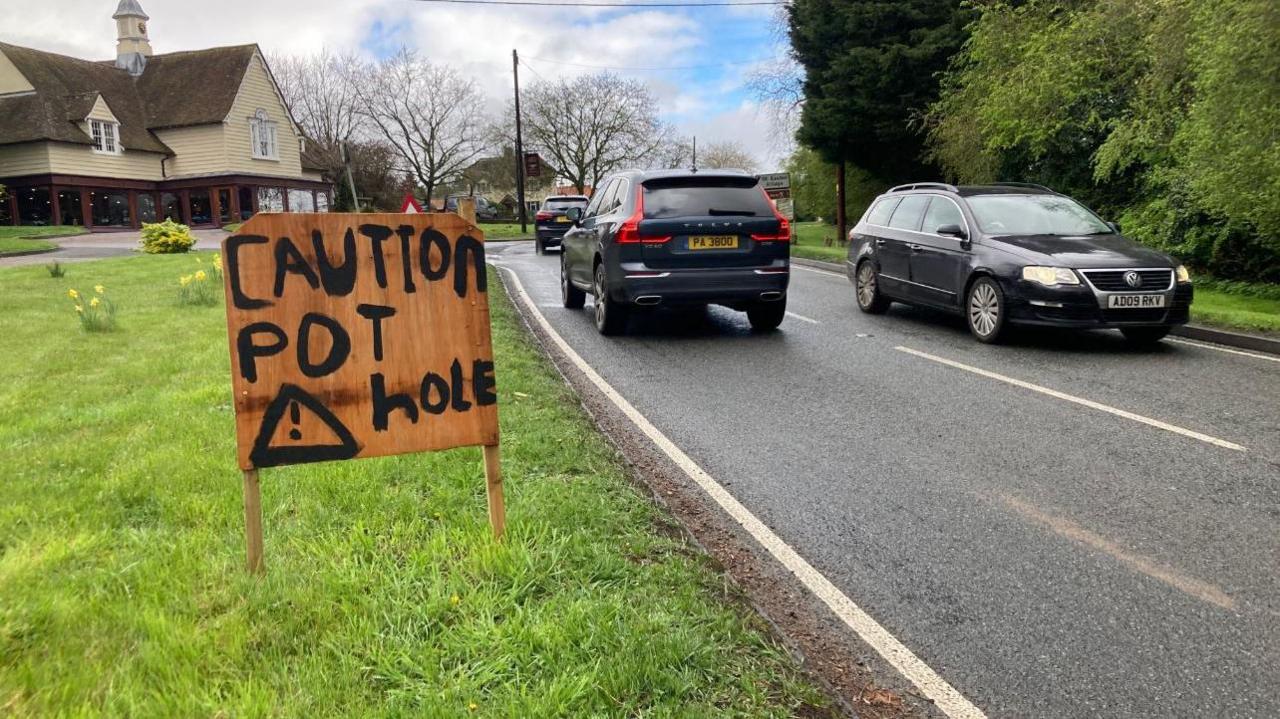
789;0;970;181
698;141;759;173
519;73;666;193
354;49;490;205
270;50;362;177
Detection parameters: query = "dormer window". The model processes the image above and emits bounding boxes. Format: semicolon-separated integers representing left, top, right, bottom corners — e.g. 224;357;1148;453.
90;119;120;154
250;108;278;160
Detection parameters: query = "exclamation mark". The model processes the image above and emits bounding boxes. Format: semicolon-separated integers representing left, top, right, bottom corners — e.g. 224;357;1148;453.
288;401;302;440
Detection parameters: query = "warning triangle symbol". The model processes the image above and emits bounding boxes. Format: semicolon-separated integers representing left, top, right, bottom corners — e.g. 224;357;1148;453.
249;384;360;468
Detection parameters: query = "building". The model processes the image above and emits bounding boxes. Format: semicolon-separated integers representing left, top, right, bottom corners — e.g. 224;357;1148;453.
0;0;330;230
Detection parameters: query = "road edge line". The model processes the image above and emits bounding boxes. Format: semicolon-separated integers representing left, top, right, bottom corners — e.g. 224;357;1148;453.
498;265;988;719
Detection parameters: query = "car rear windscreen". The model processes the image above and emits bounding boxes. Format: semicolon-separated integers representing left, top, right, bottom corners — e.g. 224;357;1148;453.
642;177;773;219
543;198;587;208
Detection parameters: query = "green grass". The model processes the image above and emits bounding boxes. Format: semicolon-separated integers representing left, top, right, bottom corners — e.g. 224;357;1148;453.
222;222;243;233
0;254;831;717
790;222;850;263
0;226;85;256
1191;287;1280;334
478;222;533;240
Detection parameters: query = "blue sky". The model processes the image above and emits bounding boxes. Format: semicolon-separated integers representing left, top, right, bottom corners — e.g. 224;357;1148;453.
6;0;794;167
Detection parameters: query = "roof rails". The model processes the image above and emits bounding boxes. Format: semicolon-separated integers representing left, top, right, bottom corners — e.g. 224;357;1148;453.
990;181;1058;193
888;182;958;193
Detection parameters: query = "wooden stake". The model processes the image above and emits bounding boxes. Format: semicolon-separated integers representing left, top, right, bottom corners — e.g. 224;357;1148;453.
483;444;505;539
243;469;265;574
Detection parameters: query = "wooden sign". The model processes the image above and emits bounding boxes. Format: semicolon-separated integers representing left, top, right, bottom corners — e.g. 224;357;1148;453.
221;212;504;571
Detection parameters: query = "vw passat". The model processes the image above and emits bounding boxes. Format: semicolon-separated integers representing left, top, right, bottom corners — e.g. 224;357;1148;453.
846;182;1193;345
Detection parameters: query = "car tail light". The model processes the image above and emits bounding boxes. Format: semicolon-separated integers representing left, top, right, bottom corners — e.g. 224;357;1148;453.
535;210;554;221
750;187;791;242
615;186;671;244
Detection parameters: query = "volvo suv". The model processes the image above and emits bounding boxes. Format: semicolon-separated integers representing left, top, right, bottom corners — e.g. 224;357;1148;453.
559;169;791;335
847;182;1193;344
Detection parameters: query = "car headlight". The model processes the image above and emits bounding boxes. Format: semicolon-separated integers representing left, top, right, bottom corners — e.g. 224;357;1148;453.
1175;265;1191;283
1022;266;1080;287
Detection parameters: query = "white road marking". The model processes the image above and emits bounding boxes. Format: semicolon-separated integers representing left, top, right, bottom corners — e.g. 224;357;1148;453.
895;346;1246;452
1169;338;1280;364
500;266;987;719
785;311;819;324
793;263;846;279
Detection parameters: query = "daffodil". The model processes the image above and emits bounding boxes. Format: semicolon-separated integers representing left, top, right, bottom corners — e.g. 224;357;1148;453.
90;297;101;308
75;305;84;313
212;255;223;272
468;702;478;712
68;289;79;299
194;270;207;281
180;275;193;287
450;594;461;606
94;285;105;294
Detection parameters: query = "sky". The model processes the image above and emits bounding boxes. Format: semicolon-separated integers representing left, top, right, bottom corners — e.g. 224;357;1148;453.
2;0;796;170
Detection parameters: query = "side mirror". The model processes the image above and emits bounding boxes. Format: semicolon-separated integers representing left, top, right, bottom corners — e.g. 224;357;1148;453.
565;207;583;225
1107;221;1121;234
936;223;966;239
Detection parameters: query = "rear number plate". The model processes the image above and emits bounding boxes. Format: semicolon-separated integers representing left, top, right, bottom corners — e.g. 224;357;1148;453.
688;235;739;250
555;215;568;222
1108;294;1165;308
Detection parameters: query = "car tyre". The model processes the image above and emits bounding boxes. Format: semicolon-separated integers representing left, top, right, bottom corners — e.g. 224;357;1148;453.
747;297;786;332
593;263;629;335
855;261;891;314
561;254;585;309
1120;326;1170;347
966;277;1007;343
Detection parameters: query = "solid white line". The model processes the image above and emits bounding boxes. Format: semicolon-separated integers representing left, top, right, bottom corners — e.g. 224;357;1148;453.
1168;338;1280;364
793;263;845;278
895;346;1246;452
785;311;819;324
500;266;987;719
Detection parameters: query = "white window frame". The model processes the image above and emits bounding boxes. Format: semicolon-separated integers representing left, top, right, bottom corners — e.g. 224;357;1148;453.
89;119;121;155
250;108;279;161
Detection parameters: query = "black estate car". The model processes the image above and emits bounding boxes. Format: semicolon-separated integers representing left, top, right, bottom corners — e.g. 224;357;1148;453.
847;183;1193;344
559;169;791;335
534;195;589;254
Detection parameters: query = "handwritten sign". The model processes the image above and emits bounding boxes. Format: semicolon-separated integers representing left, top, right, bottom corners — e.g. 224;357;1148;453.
220;213;499;472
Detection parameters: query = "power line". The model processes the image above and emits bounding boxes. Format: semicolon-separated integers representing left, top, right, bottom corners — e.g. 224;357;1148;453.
410;0;785;7
523;54;780;72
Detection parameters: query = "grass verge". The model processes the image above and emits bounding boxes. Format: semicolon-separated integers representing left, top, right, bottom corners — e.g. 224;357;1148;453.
0;253;831;717
478;222;534;240
1190;287;1280;334
0;226;85;256
791;222;849;264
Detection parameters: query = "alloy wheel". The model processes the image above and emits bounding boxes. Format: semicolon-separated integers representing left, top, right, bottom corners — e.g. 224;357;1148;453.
969;282;999;337
857;264;877;308
594;266;607;327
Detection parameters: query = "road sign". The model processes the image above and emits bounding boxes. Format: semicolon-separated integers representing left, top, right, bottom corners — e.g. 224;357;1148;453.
759;172;794;220
523;153;541;179
221;213;504;570
399;194;424;213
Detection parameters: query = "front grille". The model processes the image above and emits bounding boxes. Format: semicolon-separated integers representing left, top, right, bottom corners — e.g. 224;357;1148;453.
1082;269;1173;291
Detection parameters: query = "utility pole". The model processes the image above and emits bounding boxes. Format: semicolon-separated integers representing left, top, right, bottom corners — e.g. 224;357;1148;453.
512;49;527;234
835;160;847;247
341;140;360;212
691;136;697;171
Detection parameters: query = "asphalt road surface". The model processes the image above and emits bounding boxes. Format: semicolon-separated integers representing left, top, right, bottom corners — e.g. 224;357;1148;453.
491;242;1280;718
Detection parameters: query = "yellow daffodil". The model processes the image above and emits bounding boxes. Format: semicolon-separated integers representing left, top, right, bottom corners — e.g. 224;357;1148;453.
468;702;478;712
212;255;223;271
68;289;79;299
194;270;207;281
90;297;101;308
75;305;84;313
94;285;105;294
450;594;460;606
180;275;193;286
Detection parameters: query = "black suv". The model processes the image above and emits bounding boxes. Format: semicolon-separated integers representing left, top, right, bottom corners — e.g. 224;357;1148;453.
559;169;791;335
534;195;589;254
847;182;1193;344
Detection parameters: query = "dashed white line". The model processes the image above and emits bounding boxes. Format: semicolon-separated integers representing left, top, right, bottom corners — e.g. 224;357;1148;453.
895;346;1246;452
1169;338;1280;364
785;310;819;324
500;266;987;719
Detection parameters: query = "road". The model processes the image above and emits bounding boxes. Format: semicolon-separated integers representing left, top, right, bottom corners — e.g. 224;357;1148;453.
490;241;1280;718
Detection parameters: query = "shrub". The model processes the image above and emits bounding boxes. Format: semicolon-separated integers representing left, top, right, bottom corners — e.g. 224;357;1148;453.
68;285;117;332
46;261;65;278
140;219;195;254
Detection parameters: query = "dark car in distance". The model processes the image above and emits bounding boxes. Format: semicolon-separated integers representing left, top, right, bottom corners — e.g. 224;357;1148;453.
847;182;1193;344
559;169;791;335
534;195;589;254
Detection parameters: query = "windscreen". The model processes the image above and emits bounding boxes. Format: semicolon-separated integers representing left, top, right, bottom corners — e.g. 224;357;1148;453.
642;177;774;219
966;195;1111;236
543;197;587;209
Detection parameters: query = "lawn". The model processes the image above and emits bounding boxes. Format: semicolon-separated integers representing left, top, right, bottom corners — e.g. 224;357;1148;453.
1191;287;1280;334
0;226;85;256
478;222;533;240
0;254;831;717
790;221;850;264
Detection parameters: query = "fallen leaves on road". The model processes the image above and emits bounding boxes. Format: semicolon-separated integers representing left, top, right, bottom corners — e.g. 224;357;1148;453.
858;687;903;707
